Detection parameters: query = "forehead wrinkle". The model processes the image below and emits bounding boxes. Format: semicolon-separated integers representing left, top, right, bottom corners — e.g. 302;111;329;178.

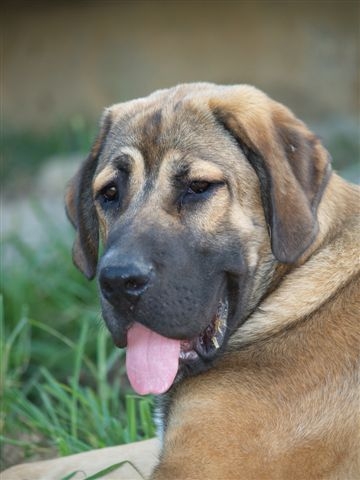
118;146;144;171
120;146;146;193
93;146;146;196
138;108;167;174
187;159;224;181
106;110;166;176
156;150;185;187
104;132;138;161
156;151;227;188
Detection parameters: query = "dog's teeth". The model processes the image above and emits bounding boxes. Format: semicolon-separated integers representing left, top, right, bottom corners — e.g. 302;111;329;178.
216;320;225;336
212;336;220;349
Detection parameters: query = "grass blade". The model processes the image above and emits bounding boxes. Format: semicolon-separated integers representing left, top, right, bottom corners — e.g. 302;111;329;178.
126;395;137;443
70;321;89;439
29;319;97;377
60;472;84;480
85;460;145;479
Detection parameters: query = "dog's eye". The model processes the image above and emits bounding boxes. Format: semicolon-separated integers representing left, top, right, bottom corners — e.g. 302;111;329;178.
179;180;224;211
187;181;211;195
100;184;118;203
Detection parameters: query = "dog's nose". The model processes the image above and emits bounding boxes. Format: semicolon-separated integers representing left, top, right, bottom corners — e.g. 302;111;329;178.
99;263;152;303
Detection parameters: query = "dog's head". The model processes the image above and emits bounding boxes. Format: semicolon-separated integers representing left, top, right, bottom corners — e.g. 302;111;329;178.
66;84;331;394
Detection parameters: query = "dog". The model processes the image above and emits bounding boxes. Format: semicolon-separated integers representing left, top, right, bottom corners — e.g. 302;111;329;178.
4;83;359;479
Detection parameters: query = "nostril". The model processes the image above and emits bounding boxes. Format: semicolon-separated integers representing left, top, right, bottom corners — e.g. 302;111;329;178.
102;278;114;294
99;271;118;299
99;263;152;302
124;274;150;296
125;279;138;291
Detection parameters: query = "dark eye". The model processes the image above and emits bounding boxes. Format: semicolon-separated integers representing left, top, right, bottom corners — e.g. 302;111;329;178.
100;184;118;203
178;180;224;211
187;181;211;195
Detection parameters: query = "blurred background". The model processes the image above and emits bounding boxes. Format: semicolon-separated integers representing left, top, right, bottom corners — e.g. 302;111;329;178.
1;0;359;472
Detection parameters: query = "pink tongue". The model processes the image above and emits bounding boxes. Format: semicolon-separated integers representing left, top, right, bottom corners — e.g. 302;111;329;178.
126;322;181;395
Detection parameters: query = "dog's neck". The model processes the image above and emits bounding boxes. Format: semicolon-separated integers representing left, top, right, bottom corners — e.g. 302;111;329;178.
229;173;360;348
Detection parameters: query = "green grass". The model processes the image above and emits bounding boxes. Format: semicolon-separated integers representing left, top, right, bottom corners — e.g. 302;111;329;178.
2;116;96;188
59;460;146;480
0;204;155;471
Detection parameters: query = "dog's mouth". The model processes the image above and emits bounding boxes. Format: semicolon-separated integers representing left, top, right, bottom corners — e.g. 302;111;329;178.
124;295;229;396
180;298;229;363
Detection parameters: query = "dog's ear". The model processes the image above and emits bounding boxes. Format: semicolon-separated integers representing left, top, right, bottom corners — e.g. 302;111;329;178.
210;86;331;264
65;110;112;279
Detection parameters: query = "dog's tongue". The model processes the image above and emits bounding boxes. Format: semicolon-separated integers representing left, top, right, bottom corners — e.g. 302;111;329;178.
126;322;181;395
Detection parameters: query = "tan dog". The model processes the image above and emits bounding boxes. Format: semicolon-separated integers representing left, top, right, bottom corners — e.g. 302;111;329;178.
4;84;359;479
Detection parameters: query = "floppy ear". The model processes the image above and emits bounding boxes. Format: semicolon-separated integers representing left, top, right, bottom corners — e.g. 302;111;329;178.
65;110;112;279
210;86;331;264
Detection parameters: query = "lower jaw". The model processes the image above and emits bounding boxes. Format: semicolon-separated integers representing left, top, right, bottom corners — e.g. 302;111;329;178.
178;296;229;367
179;348;199;362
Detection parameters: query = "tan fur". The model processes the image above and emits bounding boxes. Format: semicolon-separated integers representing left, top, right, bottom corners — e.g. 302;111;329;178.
233;176;360;347
5;84;359;479
153;173;360;479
